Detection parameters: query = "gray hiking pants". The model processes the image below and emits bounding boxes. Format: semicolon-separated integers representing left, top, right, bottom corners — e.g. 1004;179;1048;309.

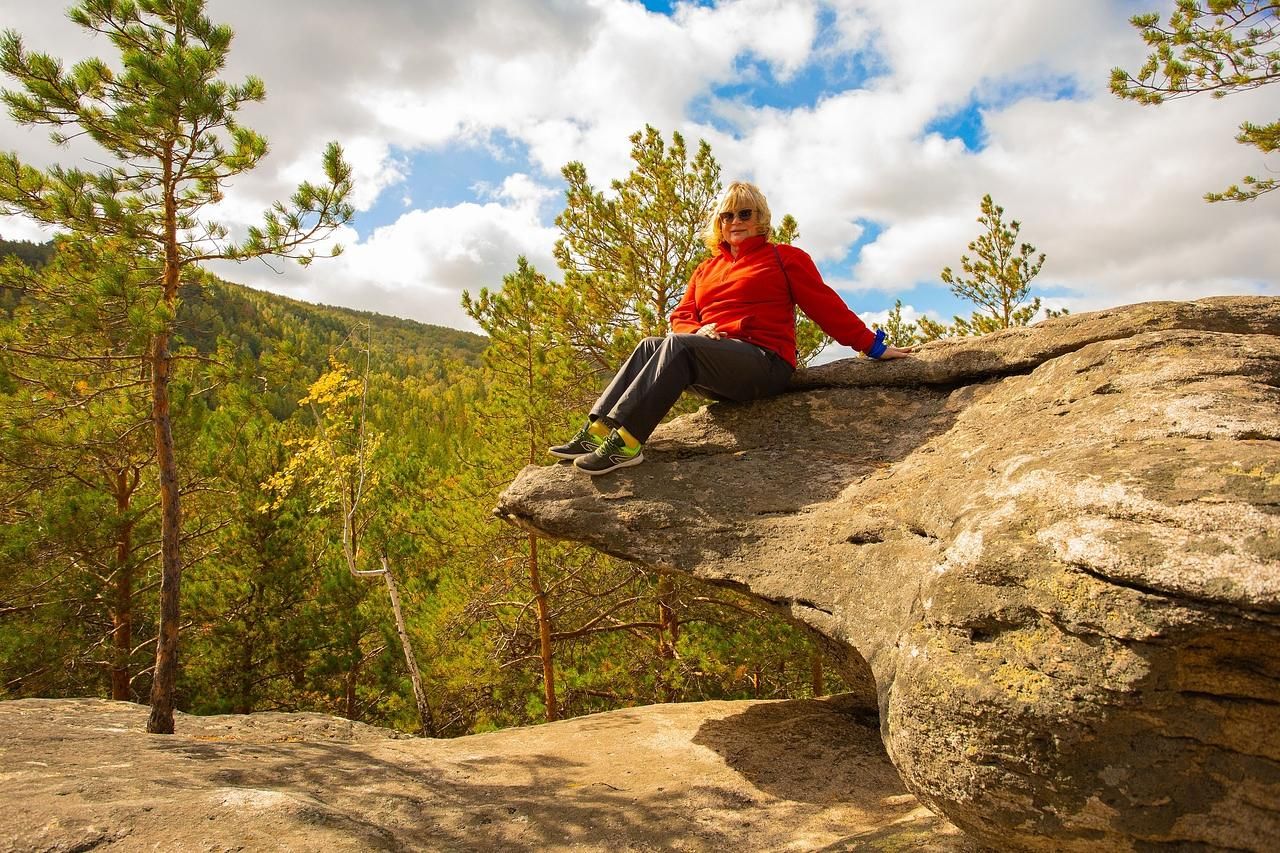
590;334;794;443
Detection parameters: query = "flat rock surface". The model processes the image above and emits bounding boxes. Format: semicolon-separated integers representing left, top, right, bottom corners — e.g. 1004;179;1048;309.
0;697;970;852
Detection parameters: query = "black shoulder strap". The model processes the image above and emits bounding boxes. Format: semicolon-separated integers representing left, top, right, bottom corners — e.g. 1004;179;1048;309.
771;244;793;303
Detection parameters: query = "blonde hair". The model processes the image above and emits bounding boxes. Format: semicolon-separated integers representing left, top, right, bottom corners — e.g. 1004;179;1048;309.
702;181;772;251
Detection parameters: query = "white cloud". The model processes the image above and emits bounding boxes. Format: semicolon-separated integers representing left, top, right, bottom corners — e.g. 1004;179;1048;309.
0;0;1277;335
0;214;52;243
713;2;1280;318
209;173;560;331
826;0;1143;105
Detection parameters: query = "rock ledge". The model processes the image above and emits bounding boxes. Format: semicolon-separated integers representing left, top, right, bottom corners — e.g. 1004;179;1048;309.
497;297;1280;852
0;697;967;852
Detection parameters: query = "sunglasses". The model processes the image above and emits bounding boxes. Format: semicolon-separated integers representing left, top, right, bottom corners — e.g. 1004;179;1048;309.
718;208;754;224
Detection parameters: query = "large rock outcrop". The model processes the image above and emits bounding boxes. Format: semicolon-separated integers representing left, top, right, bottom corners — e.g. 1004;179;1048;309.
496;297;1280;851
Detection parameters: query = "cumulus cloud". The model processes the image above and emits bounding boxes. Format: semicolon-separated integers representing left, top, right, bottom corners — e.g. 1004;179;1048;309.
715;0;1280;319
208;172;560;332
1;0;1277;333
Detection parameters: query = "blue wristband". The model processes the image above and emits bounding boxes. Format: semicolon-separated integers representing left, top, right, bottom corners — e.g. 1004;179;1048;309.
867;328;888;359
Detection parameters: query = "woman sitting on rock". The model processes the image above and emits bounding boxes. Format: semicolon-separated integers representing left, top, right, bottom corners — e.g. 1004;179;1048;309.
551;180;913;475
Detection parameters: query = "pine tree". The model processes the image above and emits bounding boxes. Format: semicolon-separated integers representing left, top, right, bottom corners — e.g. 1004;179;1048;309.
875;299;924;348
1111;1;1279;201
179;374;319;716
0;238;160;701
940;194;1047;336
263;346;437;735
0;0;353;732
463;258;589;721
913;314;952;343
553;126;721;373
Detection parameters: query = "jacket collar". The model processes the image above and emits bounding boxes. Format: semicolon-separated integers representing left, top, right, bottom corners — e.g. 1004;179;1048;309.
719;234;770;260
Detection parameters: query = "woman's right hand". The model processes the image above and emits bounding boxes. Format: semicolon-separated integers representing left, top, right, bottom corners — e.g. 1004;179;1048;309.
695;323;723;340
877;344;914;359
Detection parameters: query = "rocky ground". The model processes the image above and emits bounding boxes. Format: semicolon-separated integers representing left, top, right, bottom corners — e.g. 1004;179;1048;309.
0;696;971;852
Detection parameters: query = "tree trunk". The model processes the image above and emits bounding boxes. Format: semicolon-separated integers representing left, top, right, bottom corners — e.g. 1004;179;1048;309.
110;562;132;701
380;556;437;736
656;575;679;702
110;532;134;700
657;576;679;654
233;641;253;716
146;151;183;735
528;535;558;722
233;582;258;714
109;469;136;701
145;323;182;734
345;663;359;720
811;647;825;698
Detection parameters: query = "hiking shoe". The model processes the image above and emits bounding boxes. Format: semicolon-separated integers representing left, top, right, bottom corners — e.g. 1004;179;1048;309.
574;430;644;475
549;422;606;459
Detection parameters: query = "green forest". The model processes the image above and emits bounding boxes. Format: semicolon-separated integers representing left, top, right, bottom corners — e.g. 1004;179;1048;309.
0;0;844;734
0;0;1076;736
0;222;846;736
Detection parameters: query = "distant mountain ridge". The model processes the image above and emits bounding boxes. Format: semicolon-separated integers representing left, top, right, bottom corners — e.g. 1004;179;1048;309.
180;276;487;374
0;237;487;372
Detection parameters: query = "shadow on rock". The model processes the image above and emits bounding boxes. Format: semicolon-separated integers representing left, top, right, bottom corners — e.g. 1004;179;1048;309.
692;695;976;851
692;694;903;807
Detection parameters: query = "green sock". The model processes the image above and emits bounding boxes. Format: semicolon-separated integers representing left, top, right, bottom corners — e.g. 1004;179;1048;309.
616;426;641;450
588;419;610;438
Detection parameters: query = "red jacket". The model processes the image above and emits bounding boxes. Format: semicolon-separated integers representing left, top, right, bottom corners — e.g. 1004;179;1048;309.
669;235;877;367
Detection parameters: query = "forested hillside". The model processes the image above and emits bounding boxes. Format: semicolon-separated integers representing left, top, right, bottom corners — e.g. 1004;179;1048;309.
0;237;486;729
179;277;486;373
0;0;856;736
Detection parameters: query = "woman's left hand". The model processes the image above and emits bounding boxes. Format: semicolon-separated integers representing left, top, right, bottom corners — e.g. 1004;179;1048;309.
695;323;723;340
877;345;914;360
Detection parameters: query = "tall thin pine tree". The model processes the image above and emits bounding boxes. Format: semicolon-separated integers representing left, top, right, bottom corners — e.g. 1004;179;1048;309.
0;0;353;732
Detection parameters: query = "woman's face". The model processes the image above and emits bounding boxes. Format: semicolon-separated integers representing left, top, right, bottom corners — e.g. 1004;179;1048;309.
719;205;759;250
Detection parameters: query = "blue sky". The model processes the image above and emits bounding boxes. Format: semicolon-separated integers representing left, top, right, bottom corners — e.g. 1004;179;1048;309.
353;133;536;241
1;0;1276;354
640;0;693;13
338;13;1066;333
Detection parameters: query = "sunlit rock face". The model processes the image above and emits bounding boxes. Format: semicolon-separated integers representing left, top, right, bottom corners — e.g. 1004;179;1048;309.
497;297;1280;852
